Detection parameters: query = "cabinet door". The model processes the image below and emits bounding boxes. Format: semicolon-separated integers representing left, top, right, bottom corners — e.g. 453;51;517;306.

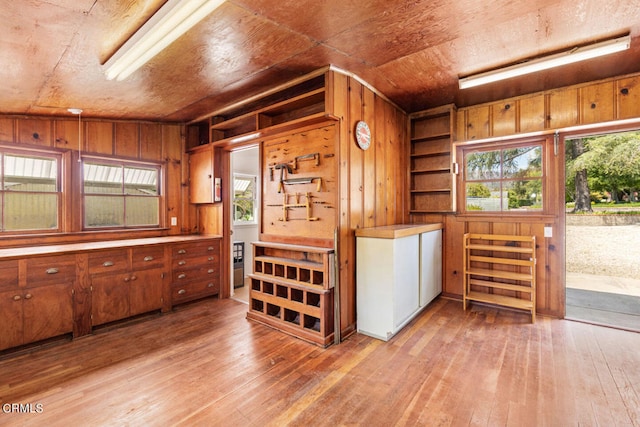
22;283;73;344
91;274;130;325
0;289;23;351
419;230;443;306
188;147;214;204
129;268;163;316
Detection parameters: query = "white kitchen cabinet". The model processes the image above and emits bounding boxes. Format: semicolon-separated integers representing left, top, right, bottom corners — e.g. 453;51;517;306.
356;224;442;341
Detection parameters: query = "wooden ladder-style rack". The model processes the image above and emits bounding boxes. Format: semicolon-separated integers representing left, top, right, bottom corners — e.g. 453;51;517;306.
463;233;536;322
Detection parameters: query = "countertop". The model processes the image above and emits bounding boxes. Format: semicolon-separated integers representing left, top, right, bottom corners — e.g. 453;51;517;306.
0;234;222;260
354;223;443;239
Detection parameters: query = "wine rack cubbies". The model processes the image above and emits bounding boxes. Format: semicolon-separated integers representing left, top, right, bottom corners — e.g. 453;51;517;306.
247;241;335;347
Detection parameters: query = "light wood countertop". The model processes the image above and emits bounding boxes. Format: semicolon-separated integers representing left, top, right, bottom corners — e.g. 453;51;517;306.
354;223;443;239
0;235;222;260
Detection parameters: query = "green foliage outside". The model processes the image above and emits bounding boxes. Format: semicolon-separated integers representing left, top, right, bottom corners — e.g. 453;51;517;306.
566;131;640;206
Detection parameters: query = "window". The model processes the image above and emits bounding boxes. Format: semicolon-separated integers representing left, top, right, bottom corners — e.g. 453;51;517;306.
233;174;257;225
83;158;161;228
464;144;543;212
0;150;61;232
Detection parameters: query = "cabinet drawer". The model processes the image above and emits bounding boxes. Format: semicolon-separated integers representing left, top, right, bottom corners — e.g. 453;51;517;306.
26;255;76;285
172;253;219;270
89;250;129;275
172;279;219;304
172;240;220;259
172;266;219;282
0;260;19;290
132;245;165;270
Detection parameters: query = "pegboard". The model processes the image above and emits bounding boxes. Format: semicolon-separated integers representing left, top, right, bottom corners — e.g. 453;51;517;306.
261;124;337;242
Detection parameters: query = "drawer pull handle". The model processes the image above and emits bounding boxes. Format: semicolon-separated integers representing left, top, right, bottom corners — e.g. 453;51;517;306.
178;249;187;254
207;246;214;251
178;273;187;279
143;256;154;262
13;295;21;301
124;277;130;282
130;275;137;281
208;257;214;261
207;269;214;274
24;293;32;300
178;289;186;295
207;283;214;288
46;268;59;274
103;261;114;267
178;260;186;266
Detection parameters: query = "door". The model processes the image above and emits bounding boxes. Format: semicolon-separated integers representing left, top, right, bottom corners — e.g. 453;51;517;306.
0;289;23;351
23;283;73;343
91;274;130;325
564;131;640;329
230;146;260;302
129;268;164;316
189;146;214;204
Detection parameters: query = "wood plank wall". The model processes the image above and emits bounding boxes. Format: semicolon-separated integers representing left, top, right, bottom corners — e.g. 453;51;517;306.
327;71;408;337
0;115;188;246
418;71;640;319
456;73;640;140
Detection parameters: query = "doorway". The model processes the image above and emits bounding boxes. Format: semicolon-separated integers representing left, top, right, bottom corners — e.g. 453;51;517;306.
229;146;260;304
564;131;640;331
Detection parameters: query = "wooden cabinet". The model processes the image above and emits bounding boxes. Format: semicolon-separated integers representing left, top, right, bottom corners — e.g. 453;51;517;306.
89;248;165;326
171;239;221;304
355;224;442;341
247;242;335;347
0;257;74;352
409;105;456;214
0;288;23;351
0;236;222;353
188;145;214;204
463;233;536;322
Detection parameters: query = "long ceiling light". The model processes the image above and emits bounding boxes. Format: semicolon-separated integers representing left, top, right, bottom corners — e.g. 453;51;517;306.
459;35;631;89
104;0;226;81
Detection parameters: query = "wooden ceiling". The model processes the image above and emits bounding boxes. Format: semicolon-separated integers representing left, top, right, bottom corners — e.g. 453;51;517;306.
4;0;640;122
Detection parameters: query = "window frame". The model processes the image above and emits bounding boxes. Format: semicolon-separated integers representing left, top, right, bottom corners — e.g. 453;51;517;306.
457;137;548;215
81;155;164;230
232;173;258;226
0;145;63;234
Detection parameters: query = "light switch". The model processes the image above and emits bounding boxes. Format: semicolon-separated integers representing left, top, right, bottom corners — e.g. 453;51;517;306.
171;217;177;226
544;226;552;238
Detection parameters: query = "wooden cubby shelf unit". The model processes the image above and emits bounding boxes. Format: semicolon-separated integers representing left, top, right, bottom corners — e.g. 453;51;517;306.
409;104;456;214
247;242;335;347
463;233;537;322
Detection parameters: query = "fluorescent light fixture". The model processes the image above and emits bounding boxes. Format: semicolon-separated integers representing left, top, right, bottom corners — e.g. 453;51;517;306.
104;0;225;81
230;132;261;144
459;35;631;89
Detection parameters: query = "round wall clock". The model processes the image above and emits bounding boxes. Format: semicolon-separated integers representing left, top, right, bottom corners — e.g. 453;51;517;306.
355;120;371;150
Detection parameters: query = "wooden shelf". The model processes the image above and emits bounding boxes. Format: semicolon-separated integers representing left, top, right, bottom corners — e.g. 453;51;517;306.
248;242;335;347
410;209;452;214
411;168;451;174
465;291;534;311
210;113;334;148
463;233;536;322
209;89;325;143
410;132;450;142
185;74;327;149
411;189;451;194
408;105;456;214
411;150;450;158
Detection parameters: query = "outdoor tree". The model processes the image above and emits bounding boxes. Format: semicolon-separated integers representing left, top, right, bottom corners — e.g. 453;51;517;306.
568;132;640;205
567;138;592;212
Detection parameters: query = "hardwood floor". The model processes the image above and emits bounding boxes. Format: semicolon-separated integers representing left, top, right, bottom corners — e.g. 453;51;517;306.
1;297;639;426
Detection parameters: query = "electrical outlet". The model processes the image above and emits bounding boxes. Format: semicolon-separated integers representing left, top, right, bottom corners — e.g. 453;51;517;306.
171;217;177;226
544;226;552;238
